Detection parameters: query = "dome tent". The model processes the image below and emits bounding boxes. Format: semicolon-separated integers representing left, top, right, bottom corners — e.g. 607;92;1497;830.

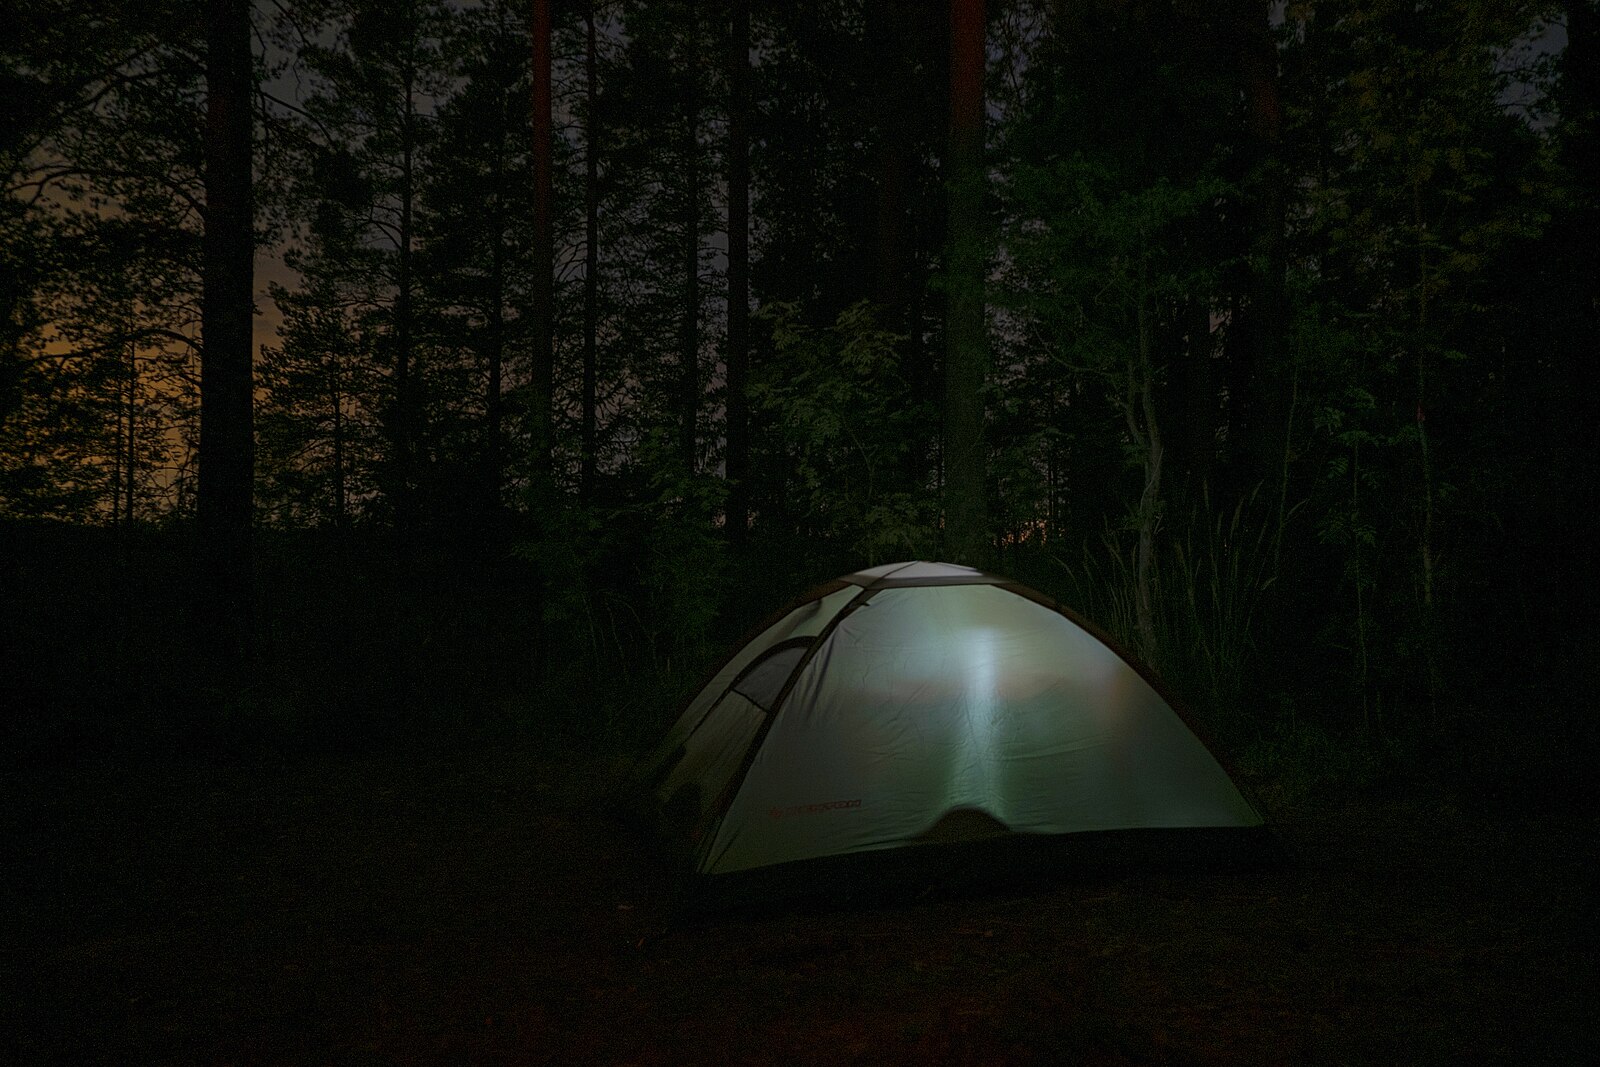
632;562;1267;891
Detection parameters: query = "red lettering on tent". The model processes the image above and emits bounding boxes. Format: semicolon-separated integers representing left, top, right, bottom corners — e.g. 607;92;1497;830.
768;799;862;819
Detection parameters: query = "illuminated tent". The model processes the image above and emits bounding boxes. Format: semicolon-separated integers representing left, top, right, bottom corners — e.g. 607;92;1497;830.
633;561;1265;884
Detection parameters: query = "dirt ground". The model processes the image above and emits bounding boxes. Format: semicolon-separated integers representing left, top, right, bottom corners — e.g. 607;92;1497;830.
2;739;1592;1066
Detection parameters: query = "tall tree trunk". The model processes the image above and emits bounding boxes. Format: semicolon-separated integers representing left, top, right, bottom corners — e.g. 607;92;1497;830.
1130;265;1163;666
395;54;418;531
1163;294;1215;505
869;0;936;494
486;216;505;514
124;326;135;529
724;0;750;541
1566;0;1600;187
118;302;136;529
1413;177;1441;725
529;0;555;484
867;0;908;325
330;366;346;525
678;0;700;477
942;0;988;566
1564;0;1600;626
1223;0;1288;502
199;0;255;660
581;0;600;499
486;106;506;518
526;0;556;687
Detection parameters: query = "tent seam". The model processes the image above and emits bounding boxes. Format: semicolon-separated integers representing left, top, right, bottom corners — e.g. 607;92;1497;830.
698;584;881;873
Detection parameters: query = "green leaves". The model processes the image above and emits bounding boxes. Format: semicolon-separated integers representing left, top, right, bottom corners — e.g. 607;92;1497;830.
753;300;936;563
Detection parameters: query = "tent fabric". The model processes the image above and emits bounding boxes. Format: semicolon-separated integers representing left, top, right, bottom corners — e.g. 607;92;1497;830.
649;584;858;764
636;562;1262;878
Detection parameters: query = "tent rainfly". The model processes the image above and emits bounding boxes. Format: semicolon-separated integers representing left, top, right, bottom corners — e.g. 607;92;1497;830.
632;562;1268;884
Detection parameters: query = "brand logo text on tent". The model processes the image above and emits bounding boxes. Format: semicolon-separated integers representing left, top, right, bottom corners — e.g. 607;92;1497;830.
768;799;862;820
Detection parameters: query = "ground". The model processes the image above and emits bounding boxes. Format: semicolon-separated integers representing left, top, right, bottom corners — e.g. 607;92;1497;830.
3;738;1592;1066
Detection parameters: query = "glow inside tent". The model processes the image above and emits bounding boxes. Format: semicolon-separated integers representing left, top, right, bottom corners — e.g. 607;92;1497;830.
636;562;1263;877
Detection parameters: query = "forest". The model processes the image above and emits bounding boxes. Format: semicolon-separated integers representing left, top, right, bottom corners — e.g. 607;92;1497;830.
4;0;1594;775
2;1;1595;1062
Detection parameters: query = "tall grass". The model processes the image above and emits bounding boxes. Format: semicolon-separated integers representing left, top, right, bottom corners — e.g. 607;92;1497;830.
549;584;720;751
1055;526;1143;657
1044;488;1431;807
1055;486;1294;744
1163;487;1296;737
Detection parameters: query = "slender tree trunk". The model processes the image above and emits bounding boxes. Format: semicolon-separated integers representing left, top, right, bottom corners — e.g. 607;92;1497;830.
581;0;600;499
1129;267;1163;666
869;0;937;495
330;367;346;525
872;145;907;320
1413;176;1441;725
394;53;418;532
118;307;137;646
199;0;255;661
486;118;506;517
529;0;555;483
1352;433;1371;733
679;0;700;477
907;271;931;481
486;223;505;513
124;328;135;529
1224;0;1288;499
1561;0;1600;621
526;0;556;687
1163;295;1214;505
111;392;123;521
942;0;988;566
725;0;750;541
1566;0;1600;185
867;0;908;324
117;303;136;529
1046;376;1058;534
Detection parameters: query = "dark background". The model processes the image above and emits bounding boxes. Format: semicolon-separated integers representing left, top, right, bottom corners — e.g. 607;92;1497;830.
2;1;1595;1062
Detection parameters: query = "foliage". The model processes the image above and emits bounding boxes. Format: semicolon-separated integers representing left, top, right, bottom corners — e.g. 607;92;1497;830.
2;0;1594;794
256;275;383;525
0;3;213;521
1165;487;1295;733
752;301;937;564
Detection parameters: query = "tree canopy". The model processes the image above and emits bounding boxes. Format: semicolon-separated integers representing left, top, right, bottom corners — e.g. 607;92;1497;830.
3;0;1592;752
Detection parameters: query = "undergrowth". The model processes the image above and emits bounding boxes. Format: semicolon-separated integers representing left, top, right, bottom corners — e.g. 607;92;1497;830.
4;520;1575;816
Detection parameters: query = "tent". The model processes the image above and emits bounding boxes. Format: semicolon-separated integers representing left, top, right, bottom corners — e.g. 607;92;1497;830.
632;561;1267;887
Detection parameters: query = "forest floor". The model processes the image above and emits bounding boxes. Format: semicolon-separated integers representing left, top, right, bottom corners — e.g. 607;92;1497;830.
3;735;1593;1066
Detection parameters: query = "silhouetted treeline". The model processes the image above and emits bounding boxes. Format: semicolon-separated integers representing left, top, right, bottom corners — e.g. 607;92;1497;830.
2;1;1595;770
